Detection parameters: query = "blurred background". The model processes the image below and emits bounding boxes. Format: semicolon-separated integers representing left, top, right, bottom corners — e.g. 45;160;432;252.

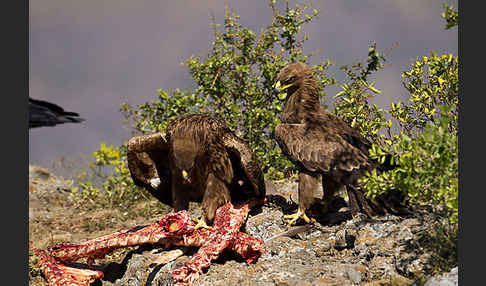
29;0;458;178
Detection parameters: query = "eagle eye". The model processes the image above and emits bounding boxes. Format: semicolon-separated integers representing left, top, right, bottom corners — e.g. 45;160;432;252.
285;75;296;84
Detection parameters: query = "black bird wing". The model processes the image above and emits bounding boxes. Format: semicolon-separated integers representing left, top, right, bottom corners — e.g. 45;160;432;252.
29;98;85;128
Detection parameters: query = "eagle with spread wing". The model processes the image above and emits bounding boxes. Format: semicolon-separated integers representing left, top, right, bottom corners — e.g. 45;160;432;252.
127;114;266;229
273;62;405;225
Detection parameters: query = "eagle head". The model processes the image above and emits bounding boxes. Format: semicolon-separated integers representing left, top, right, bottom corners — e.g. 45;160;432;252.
171;139;197;184
273;62;312;101
175;155;194;184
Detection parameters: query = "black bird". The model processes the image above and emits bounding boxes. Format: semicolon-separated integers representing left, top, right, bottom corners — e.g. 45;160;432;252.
29;98;85;128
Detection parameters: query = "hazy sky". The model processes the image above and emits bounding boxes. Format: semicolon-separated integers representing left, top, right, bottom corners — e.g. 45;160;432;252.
29;0;458;176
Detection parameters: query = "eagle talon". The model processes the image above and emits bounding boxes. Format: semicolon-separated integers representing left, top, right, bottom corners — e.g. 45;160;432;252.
283;209;311;226
193;217;212;230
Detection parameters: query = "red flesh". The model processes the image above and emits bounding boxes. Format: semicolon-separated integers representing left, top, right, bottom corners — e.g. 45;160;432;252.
30;246;104;286
32;199;265;286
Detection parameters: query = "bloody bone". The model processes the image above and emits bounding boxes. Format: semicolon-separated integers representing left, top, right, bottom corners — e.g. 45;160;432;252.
171;201;257;285
167;231;264;264
35;198;265;286
49;210;195;264
30;246;104;286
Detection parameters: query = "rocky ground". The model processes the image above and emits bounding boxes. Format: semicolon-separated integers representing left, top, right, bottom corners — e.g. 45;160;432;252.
29;166;458;286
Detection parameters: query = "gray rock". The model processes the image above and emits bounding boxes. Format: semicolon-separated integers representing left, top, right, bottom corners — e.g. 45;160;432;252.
315;240;333;256
30;165;51;182
29;164;75;210
334;229;347;249
424;267;458;286
397;226;414;243
347;267;361;284
113;252;152;286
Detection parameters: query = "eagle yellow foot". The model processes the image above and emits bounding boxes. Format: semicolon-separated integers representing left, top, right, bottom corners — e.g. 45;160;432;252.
283;209;311;226
193;217;212;230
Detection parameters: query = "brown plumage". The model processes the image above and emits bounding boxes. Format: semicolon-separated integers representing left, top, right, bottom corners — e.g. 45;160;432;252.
127;114;266;227
273;62;405;225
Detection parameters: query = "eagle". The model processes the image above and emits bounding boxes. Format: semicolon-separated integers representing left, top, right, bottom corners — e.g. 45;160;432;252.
29;98;85;129
273;62;405;225
126;114;266;229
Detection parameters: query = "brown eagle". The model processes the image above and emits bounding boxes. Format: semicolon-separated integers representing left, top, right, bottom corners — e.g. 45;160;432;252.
273;62;404;225
126;114;266;229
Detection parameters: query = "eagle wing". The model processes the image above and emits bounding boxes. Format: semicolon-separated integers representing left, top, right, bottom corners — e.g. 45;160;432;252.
222;131;266;199
126;132;172;206
310;111;372;156
275;122;372;183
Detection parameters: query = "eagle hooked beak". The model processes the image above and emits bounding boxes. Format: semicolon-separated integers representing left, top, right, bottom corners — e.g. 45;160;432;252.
182;170;191;184
273;81;294;101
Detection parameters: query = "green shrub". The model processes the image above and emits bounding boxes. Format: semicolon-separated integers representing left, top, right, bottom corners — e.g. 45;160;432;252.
362;104;458;225
334;42;397;146
71;142;152;210
121;0;337;180
442;3;458;30
360;52;458;227
391;53;458;134
77;1;458;232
